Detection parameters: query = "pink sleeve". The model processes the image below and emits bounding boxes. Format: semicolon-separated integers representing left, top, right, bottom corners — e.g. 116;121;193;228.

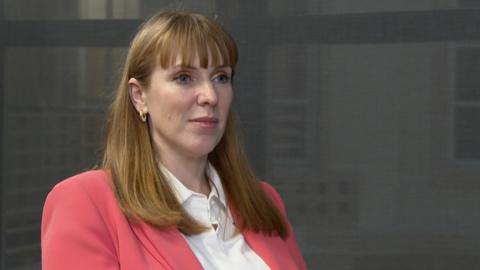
41;179;119;270
260;182;308;270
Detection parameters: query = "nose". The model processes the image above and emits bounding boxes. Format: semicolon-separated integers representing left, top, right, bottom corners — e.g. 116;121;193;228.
197;81;218;106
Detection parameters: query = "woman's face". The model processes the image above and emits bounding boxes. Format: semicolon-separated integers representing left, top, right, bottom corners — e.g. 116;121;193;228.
131;55;233;160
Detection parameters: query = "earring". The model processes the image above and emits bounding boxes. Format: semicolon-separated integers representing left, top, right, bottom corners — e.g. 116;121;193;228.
139;110;147;122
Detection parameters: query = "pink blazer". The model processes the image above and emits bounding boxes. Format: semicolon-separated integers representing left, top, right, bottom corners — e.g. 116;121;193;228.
41;170;307;270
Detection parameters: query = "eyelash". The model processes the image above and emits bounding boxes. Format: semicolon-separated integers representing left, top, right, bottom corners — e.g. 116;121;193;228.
172;71;232;85
173;73;193;85
213;73;231;84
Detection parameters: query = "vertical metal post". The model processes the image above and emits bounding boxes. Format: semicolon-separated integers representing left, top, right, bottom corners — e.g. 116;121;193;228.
0;0;5;267
106;0;113;19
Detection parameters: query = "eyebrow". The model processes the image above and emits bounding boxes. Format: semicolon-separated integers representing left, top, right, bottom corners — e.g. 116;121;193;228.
171;64;195;69
170;64;231;71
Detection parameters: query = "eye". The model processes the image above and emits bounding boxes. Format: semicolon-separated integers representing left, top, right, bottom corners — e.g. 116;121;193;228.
174;73;193;85
213;73;231;84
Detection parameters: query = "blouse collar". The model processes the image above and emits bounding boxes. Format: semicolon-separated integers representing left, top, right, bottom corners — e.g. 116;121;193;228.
159;162;227;208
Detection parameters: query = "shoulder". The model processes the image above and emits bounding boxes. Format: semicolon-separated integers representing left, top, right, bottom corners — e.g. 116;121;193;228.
43;170;116;222
50;170;111;195
42;170;120;268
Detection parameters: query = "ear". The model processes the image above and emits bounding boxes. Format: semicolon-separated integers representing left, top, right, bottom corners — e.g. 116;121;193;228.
128;78;148;113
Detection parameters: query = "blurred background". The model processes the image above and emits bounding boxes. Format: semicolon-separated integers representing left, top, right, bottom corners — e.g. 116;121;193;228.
2;0;480;269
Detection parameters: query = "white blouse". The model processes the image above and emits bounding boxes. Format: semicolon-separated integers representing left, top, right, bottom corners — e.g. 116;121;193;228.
160;163;270;270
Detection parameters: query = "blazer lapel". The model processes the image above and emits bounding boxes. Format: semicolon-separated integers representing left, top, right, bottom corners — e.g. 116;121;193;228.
130;221;203;270
127;193;298;269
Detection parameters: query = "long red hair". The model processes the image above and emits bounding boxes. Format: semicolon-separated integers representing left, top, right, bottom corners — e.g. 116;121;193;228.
102;11;288;238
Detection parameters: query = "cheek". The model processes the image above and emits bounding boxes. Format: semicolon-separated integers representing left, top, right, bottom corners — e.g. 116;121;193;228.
220;89;233;110
150;93;189;121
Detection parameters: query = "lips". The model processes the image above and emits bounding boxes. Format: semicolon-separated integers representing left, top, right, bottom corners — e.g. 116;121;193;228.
189;117;219;128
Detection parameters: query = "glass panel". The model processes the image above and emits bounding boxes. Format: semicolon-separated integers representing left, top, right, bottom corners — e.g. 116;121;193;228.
265;45;318;169
456;47;480;102
268;0;460;16
460;0;480;8
4;0;215;20
455;106;480;160
261;41;480;269
3;47;126;269
4;0;80;20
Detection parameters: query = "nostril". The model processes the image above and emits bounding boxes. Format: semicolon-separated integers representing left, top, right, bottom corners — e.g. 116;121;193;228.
198;86;218;105
198;93;218;106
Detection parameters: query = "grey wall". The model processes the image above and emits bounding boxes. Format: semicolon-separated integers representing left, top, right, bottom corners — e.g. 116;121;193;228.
1;1;480;269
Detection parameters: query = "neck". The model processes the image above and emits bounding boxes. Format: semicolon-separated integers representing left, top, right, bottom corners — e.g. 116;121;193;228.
156;149;211;196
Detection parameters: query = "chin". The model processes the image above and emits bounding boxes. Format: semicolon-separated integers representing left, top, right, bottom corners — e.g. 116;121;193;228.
185;142;218;158
183;134;223;157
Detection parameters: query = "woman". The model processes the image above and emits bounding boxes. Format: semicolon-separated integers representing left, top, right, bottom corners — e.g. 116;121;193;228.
41;11;307;270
